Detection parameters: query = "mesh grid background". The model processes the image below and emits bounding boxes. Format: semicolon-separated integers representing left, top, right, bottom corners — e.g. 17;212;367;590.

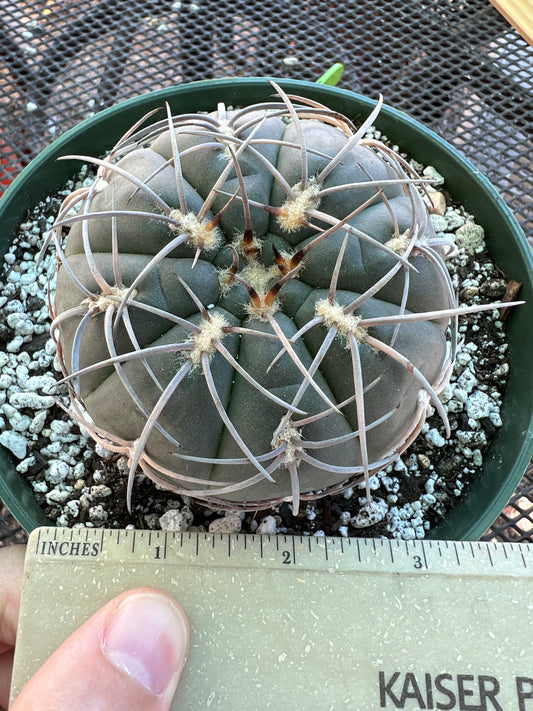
0;0;532;545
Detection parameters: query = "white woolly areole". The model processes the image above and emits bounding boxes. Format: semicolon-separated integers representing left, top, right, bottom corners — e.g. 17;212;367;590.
384;230;412;254
188;312;228;366
277;180;320;232
315;299;366;341
244;291;279;321
244;297;279;321
272;421;302;465
217;119;234;137
218;270;235;295
82;286;138;312
169;210;221;251
241;262;280;294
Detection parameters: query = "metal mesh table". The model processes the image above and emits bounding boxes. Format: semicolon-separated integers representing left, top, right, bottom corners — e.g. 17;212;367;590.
1;0;532;545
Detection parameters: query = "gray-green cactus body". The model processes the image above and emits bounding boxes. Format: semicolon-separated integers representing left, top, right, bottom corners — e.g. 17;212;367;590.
53;92;455;509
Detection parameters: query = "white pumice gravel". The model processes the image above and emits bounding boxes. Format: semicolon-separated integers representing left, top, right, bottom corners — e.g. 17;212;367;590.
159;506;194;532
208;513;242;534
0;156;515;540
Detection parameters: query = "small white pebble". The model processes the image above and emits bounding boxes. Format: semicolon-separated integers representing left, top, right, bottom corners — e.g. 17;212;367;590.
15;456;35;474
456;352;472;367
95;443;115;458
73;462;86;478
455;221;485;254
401;526;416;540
9;391;55;410
46;488;71;505
456;370;478;394
430;214;448;233
439;384;454;404
425;478;435;495
50;419;72;436
208;513;242;534
6;336;24;353
8;412;31;433
0;374;12;389
424;428;446;448
25;374;56;393
447;399;464;414
351;499;388;528
456;430;487;447
393;458;407;473
489;411;503;427
90;485;112;499
465;390;493;420
423;165;444;185
89;504;108;525
493;363;509;378
256;515;277;535
445;210;465;230
473;449;483;467
160;509;192;532
29;410;48;434
0;430;28;459
46;459;71;484
64;500;80;518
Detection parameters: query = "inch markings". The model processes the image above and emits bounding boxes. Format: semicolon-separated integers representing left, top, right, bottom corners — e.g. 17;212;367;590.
32;527;533;577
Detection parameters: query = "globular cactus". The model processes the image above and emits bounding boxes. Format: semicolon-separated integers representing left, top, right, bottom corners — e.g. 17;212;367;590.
49;83;515;515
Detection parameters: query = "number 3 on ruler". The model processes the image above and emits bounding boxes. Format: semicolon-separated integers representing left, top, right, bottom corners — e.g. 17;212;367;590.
413;554;424;569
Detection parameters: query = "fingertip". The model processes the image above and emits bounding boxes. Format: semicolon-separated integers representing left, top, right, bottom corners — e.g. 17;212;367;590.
0;545;26;650
102;588;189;697
11;588;189;711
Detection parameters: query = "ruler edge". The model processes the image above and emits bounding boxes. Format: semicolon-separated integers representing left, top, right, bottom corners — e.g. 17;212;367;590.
25;525;533;576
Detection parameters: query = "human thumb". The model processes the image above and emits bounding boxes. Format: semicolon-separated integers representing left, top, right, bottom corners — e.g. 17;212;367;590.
11;588;189;711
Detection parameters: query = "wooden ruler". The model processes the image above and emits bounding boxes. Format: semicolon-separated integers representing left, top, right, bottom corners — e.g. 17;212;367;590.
489;0;533;45
10;527;533;709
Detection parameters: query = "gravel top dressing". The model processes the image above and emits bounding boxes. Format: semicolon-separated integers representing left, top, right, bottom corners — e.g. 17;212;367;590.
0;148;514;540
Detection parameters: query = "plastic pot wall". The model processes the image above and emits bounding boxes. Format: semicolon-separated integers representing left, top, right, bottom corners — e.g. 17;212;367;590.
1;78;532;538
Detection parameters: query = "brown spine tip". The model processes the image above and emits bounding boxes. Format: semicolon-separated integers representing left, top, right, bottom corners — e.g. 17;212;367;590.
242;228;254;246
265;281;283;306
272;244;289;274
249;285;262;309
242;229;259;258
289;250;304;270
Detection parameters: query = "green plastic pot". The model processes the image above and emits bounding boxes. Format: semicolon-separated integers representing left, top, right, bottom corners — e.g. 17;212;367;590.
1;78;532;538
